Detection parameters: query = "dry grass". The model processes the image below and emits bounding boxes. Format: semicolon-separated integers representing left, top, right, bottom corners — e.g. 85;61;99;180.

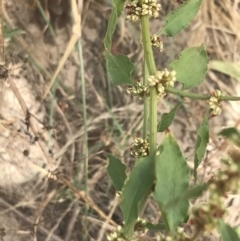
0;0;240;241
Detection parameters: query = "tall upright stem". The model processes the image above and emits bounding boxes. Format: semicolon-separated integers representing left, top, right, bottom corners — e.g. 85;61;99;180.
139;2;170;231
140;8;157;155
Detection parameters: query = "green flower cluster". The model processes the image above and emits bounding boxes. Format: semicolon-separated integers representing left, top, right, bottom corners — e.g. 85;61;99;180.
208;90;224;116
130;137;149;157
106;218;147;241
157;227;191;241
107;226;133;241
150;34;163;52
126;0;161;22
126;81;149;100
158;156;240;240
148;69;177;98
127;69;176;99
188;157;240;236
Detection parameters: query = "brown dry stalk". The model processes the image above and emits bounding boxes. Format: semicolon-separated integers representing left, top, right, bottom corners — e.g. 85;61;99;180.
57;175;118;227
0;0;4;64
4;76;118;232
7;74;55;169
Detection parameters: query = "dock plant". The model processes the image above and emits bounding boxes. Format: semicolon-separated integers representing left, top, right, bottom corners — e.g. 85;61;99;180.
104;0;240;240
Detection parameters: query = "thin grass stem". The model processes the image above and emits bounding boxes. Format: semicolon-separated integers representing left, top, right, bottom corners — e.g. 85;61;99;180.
77;38;89;241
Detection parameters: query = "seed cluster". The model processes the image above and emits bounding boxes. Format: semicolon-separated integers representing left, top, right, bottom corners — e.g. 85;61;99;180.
209;158;240;196
107;219;147;241
148;69;177;98
127;69;176;99
189;198;226;234
157;227;191;241
107;226;133;241
130;137;149;157
208;90;224;116
134;218;147;234
126;0;161;22
126;81;149;100
189;157;240;236
150;34;163;52
157;156;240;240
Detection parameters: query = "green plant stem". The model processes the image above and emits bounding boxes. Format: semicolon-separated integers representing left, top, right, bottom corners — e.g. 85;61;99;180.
166;87;210;100
140;1;170;232
140;11;157;155
166;87;240;101
220;95;240;101
36;0;56;38
143;60;149;139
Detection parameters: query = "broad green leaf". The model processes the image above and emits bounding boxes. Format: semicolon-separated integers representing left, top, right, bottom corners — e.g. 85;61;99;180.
121;155;155;238
106;51;135;85
160;0;203;36
108;155;127;191
209;61;240;82
157;102;184;132
170;45;208;90
170;44;208;90
166;183;208;209
194;112;210;179
220;220;240;241
104;0;126;50
153;132;190;232
218;127;240;147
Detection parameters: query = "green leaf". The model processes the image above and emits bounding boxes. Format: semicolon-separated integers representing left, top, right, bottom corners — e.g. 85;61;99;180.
153;132;190;232
157;102;184;132
209;60;240;82
106;51;135;85
4;28;24;39
104;0;126;50
145;222;165;231
108;155;127;191
160;0;203;36
170;45;208;90
235;225;240;237
166;183;208;209
218;127;240;147
121;155;155;238
220;220;240;241
193;112;210;179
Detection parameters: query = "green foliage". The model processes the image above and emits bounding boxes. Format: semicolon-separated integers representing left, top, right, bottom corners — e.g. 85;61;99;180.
220;220;240;241
104;0;126;50
108;155;127;191
106;51;135;85
165;183;208;209
194;111;210;179
157;102;184;132
4;27;24;39
145;222;165;231
160;0;204;37
104;0;135;86
104;0;240;239
153;132;190;232
170;45;208;90
209;60;240;82
120;155;155;238
218;127;240;147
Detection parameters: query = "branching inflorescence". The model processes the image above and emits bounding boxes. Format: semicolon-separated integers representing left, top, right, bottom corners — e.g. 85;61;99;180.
105;0;240;240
